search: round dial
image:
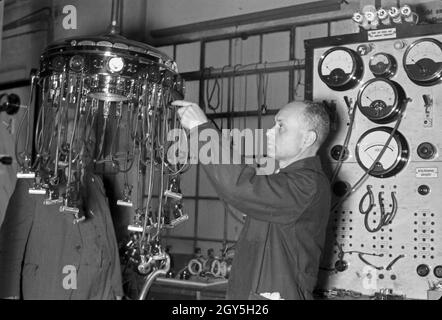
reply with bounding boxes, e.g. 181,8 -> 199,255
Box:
69,55 -> 85,72
51,56 -> 65,72
403,38 -> 442,86
318,47 -> 364,91
369,53 -> 397,78
357,79 -> 405,124
356,127 -> 409,178
107,57 -> 125,73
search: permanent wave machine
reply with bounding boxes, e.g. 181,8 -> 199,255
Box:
14,0 -> 188,299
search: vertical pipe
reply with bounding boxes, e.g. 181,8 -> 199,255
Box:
194,40 -> 206,250
108,0 -> 122,35
289,26 -> 296,102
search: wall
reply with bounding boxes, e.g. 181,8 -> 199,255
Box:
146,0 -> 317,30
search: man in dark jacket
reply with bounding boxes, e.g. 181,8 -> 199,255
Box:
0,111 -> 123,300
173,100 -> 331,300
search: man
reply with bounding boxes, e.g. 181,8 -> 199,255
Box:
0,110 -> 123,300
173,100 -> 331,300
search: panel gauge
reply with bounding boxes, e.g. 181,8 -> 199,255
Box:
318,47 -> 364,91
357,78 -> 406,124
369,53 -> 397,78
403,38 -> 442,86
356,127 -> 409,178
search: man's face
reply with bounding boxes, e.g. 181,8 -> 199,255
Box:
266,103 -> 309,161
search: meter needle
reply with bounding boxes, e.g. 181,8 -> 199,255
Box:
410,58 -> 425,71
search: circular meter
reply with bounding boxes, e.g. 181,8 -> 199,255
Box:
357,78 -> 406,124
403,38 -> 442,86
356,127 -> 409,178
369,53 -> 397,78
318,47 -> 364,91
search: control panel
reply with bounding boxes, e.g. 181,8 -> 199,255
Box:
305,23 -> 442,299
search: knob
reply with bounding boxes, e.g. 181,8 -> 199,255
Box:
0,93 -> 21,115
417,142 -> 436,160
416,264 -> 430,277
418,185 -> 430,196
394,40 -> 406,50
0,156 -> 13,165
332,181 -> 350,198
335,259 -> 348,272
434,265 -> 442,278
331,145 -> 349,161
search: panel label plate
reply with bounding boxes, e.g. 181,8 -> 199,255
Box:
367,28 -> 397,41
416,167 -> 438,178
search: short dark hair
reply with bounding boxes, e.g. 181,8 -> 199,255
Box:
301,100 -> 330,147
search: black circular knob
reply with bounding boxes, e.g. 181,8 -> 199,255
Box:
417,142 -> 436,160
331,145 -> 349,161
434,265 -> 442,278
0,93 -> 21,115
0,156 -> 13,165
418,185 -> 430,196
335,259 -> 348,272
51,56 -> 65,71
332,181 -> 350,198
416,264 -> 430,277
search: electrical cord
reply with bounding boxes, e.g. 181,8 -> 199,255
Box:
331,98 -> 409,211
360,188 -> 398,233
205,67 -> 221,112
359,185 -> 374,214
15,70 -> 37,169
331,96 -> 357,184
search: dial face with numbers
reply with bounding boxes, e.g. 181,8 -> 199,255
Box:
318,47 -> 364,91
356,127 -> 409,178
357,78 -> 405,124
403,38 -> 442,86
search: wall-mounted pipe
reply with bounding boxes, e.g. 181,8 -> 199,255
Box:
107,0 -> 122,35
2,7 -> 52,31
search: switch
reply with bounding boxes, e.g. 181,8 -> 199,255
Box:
416,264 -> 430,277
417,142 -> 436,160
331,145 -> 349,161
332,181 -> 350,198
418,185 -> 430,196
433,265 -> 442,278
335,259 -> 348,272
394,40 -> 406,50
0,93 -> 21,116
0,156 -> 13,165
422,95 -> 433,128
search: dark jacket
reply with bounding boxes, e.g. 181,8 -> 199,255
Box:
192,123 -> 331,300
0,172 -> 123,299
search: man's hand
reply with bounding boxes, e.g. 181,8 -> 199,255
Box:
172,100 -> 208,130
